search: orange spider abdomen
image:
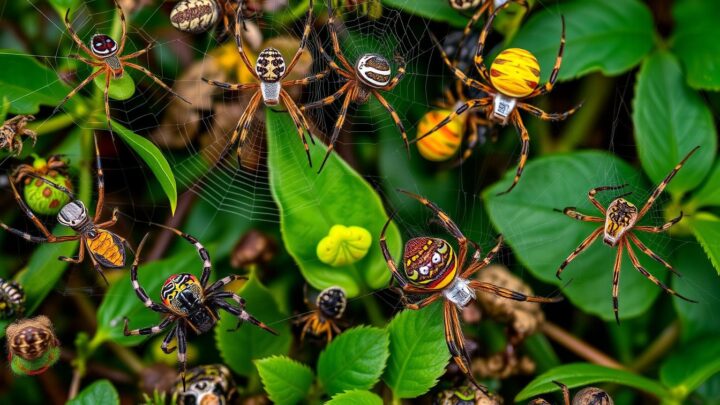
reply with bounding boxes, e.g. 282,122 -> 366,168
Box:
87,230 -> 125,268
403,237 -> 458,290
490,48 -> 540,98
416,109 -> 464,161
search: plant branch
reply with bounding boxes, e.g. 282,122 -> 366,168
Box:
541,321 -> 625,369
630,320 -> 679,373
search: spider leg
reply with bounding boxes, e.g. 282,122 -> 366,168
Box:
123,62 -> 191,104
556,227 -> 603,279
404,293 -> 442,310
2,180 -> 70,242
444,301 -> 487,393
59,241 -> 85,263
53,69 -> 106,115
327,0 -> 356,72
212,295 -> 278,335
234,3 -> 259,80
638,146 -> 700,219
300,81 -> 352,111
130,234 -> 171,313
469,280 -> 562,303
380,210 -> 408,287
201,78 -> 259,91
68,54 -> 103,66
525,16 -> 566,98
495,110 -> 530,195
299,315 -> 314,342
635,212 -> 684,233
95,208 -> 120,229
285,94 -> 317,145
233,92 -> 263,166
452,115 -> 482,167
313,38 -> 353,79
176,322 -> 188,391
475,1 -> 513,82
111,0 -> 128,54
378,55 -> 406,92
206,274 -> 247,294
625,239 -> 696,303
280,90 -> 313,167
160,325 -> 178,354
123,315 -> 174,336
283,0 -> 314,76
452,0 -> 492,67
87,248 -> 111,285
104,70 -> 112,132
517,102 -> 582,122
282,69 -> 331,87
63,8 -> 95,57
462,234 -> 503,278
428,33 -> 493,93
317,85 -> 357,173
611,241 -> 624,324
90,134 -> 106,221
586,184 -> 629,214
150,223 -> 213,287
371,89 -> 409,155
628,233 -> 681,276
413,98 -> 492,144
119,43 -> 154,61
556,207 -> 603,222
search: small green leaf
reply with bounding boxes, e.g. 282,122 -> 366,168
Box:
509,0 -> 654,81
515,363 -> 671,402
672,243 -> 720,341
689,160 -> 720,209
256,356 -> 314,405
632,51 -> 717,195
687,213 -> 720,274
216,275 -> 291,377
67,380 -> 119,405
484,152 -> 665,321
671,0 -> 720,91
93,68 -> 135,101
380,0 -> 469,28
382,302 -> 449,398
326,390 -> 383,405
110,121 -> 177,214
660,338 -> 720,396
266,110 -> 400,297
317,326 -> 390,396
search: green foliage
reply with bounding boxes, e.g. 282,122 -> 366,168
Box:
687,214 -> 720,275
326,390 -> 383,404
256,356 -> 314,405
317,326 -> 390,395
689,161 -> 720,209
266,110 -> 401,297
660,338 -> 720,396
380,0 -> 467,28
672,244 -> 720,341
671,0 -> 720,91
93,69 -> 136,101
382,302 -> 449,398
67,380 -> 119,405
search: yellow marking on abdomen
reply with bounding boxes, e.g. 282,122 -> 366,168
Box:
417,109 -> 464,161
490,48 -> 540,98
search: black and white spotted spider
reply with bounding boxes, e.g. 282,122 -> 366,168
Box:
123,224 -> 276,387
55,0 -> 190,130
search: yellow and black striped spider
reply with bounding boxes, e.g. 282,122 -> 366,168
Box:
123,225 -> 276,388
556,147 -> 700,323
54,0 -> 190,130
300,0 -> 408,172
416,2 -> 581,194
0,135 -> 131,285
379,190 -> 560,391
203,0 -> 327,167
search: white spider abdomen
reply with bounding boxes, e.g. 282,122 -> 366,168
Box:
356,54 -> 391,88
491,93 -> 517,125
443,277 -> 475,308
260,82 -> 281,106
256,48 -> 286,83
170,0 -> 219,34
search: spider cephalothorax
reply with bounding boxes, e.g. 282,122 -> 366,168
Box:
603,199 -> 638,246
297,285 -> 347,343
403,237 -> 457,289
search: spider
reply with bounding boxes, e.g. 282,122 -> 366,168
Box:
55,0 -> 190,131
12,155 -> 69,186
170,0 -> 262,38
123,224 -> 277,388
530,381 -> 612,405
0,135 -> 131,285
0,115 -> 37,156
203,0 -> 327,167
300,0 -> 408,172
415,2 -> 581,194
296,285 -> 347,343
379,190 -> 561,391
556,147 -> 699,323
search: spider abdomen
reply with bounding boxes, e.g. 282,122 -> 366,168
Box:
170,0 -> 220,34
86,230 -> 126,268
448,0 -> 483,11
490,48 -> 540,98
90,34 -> 119,58
356,54 -> 391,88
603,198 -> 638,246
256,48 -> 286,83
403,237 -> 458,289
0,279 -> 25,319
317,286 -> 347,319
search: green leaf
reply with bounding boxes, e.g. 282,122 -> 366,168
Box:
97,249 -> 199,345
326,390 -> 383,405
317,326 -> 390,396
266,110 -> 400,297
660,338 -> 720,396
256,356 -> 314,405
672,242 -> 720,341
48,0 -> 80,14
67,380 -> 119,405
689,160 -> 720,209
515,363 -> 671,402
509,0 -> 654,82
687,213 -> 720,274
484,152 -> 666,321
110,121 -> 177,214
632,51 -> 717,195
216,275 -> 291,377
380,0 -> 469,28
0,50 -> 82,114
93,68 -> 136,101
382,302 -> 449,398
671,0 -> 720,91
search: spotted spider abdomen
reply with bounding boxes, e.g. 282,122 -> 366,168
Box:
6,316 -> 59,361
317,286 -> 347,319
90,34 -> 119,58
356,54 -> 391,88
448,0 -> 483,11
170,0 -> 220,34
256,48 -> 286,83
490,48 -> 540,98
403,237 -> 457,289
0,279 -> 25,320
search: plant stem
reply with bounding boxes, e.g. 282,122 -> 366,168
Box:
391,394 -> 402,405
108,342 -> 145,375
27,113 -> 76,136
541,321 -> 625,369
555,73 -> 614,153
362,293 -> 386,327
630,320 -> 679,373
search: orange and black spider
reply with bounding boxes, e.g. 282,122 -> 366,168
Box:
530,381 -> 613,405
379,190 -> 561,391
203,0 -> 327,167
296,285 -> 347,343
415,2 -> 581,194
0,135 -> 131,284
556,147 -> 700,323
300,0 -> 408,172
54,0 -> 190,131
123,225 -> 276,388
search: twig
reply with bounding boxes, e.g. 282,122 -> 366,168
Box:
541,321 -> 625,369
630,320 -> 679,373
108,342 -> 145,375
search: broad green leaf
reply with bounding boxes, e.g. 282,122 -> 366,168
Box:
67,380 -> 119,405
48,0 -> 80,14
97,249 -> 198,345
515,363 -> 671,401
632,51 -> 717,195
110,121 -> 177,214
687,213 -> 720,274
380,0 -> 470,28
266,110 -> 400,297
93,68 -> 136,101
661,338 -> 720,396
317,326 -> 390,396
326,390 -> 383,405
382,302 -> 449,398
256,356 -> 314,405
484,152 -> 666,321
216,275 -> 291,377
689,160 -> 720,210
671,0 -> 720,91
672,243 -> 720,341
509,0 -> 654,82
0,50 -> 82,114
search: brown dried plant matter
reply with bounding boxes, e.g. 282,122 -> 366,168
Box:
0,115 -> 37,156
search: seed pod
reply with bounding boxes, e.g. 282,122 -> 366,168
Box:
0,278 -> 25,319
170,0 -> 220,34
23,172 -> 73,215
572,387 -> 613,405
6,315 -> 61,375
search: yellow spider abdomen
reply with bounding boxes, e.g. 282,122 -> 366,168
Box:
416,109 -> 464,162
87,230 -> 124,267
490,48 -> 540,98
